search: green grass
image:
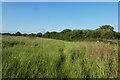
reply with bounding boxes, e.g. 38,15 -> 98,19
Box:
2,36 -> 118,78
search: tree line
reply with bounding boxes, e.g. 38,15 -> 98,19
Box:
2,25 -> 120,41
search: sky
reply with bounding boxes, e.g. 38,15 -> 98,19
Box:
1,0 -> 120,2
0,2 -> 2,33
2,2 -> 118,33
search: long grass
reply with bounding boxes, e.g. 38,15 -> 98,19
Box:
0,35 -> 2,79
2,36 -> 118,78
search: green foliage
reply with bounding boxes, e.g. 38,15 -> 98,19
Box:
42,32 -> 50,38
117,32 -> 120,39
90,30 -> 101,38
36,32 -> 42,37
71,30 -> 84,40
2,25 -> 119,41
41,25 -> 118,41
22,33 -> 28,36
15,32 -> 21,36
2,36 -> 118,78
61,29 -> 72,33
101,31 -> 116,39
96,25 -> 114,31
28,33 -> 36,36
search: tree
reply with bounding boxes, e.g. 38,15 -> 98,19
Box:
101,31 -> 115,39
2,33 -> 11,35
91,30 -> 101,38
60,29 -> 72,40
28,33 -> 36,36
70,30 -> 83,40
117,32 -> 120,39
36,32 -> 42,37
22,33 -> 28,36
42,32 -> 50,38
61,29 -> 72,33
15,32 -> 21,36
96,25 -> 114,31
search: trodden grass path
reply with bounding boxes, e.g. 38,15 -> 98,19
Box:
2,36 -> 118,78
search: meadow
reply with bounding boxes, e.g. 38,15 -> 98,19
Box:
2,36 -> 118,78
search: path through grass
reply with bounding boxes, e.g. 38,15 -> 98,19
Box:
2,36 -> 118,78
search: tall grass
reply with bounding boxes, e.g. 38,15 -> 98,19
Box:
0,35 -> 2,79
2,36 -> 118,78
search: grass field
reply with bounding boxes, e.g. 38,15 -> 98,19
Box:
2,36 -> 118,78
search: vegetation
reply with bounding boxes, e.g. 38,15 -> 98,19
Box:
2,25 -> 119,78
2,36 -> 118,78
2,25 -> 120,41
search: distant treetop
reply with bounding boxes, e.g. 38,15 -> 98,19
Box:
96,25 -> 114,31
